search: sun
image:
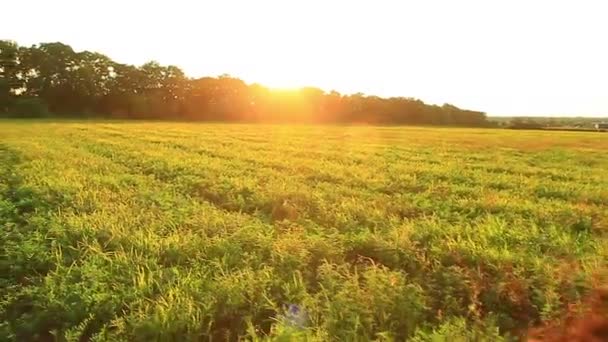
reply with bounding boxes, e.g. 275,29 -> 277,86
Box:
256,75 -> 308,91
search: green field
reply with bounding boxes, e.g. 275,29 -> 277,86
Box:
1,121 -> 607,341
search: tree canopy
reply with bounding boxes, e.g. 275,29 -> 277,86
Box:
1,40 -> 489,126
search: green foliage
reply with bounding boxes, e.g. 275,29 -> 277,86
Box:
1,122 -> 607,341
5,97 -> 50,118
411,317 -> 507,342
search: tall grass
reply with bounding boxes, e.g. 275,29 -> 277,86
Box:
1,121 -> 607,341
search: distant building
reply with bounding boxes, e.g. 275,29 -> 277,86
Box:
594,123 -> 608,130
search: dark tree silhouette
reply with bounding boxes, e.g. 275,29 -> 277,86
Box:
0,40 -> 489,126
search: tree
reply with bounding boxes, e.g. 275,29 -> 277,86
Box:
0,40 -> 20,112
1,39 -> 490,126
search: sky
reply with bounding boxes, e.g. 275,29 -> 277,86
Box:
2,0 -> 608,116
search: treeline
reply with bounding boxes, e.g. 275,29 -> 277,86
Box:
491,116 -> 607,129
1,40 -> 489,125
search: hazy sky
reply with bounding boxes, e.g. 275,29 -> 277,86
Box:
3,0 -> 607,116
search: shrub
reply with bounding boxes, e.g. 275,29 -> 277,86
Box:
8,97 -> 51,118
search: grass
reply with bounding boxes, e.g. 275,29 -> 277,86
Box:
1,121 -> 607,341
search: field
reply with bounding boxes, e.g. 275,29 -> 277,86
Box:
1,121 -> 607,341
